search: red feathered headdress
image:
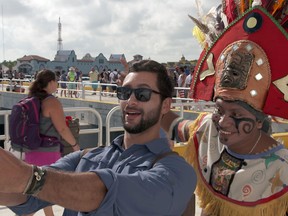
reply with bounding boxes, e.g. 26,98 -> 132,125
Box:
189,1 -> 288,119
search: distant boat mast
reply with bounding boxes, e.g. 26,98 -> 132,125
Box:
57,17 -> 63,51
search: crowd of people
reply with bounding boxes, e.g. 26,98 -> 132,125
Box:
1,64 -> 195,100
0,69 -> 27,80
58,66 -> 126,98
0,66 -> 126,98
165,65 -> 195,111
167,65 -> 194,99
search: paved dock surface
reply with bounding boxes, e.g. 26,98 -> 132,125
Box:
0,204 -> 201,215
0,205 -> 64,215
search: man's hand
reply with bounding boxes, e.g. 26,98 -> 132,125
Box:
0,148 -> 31,194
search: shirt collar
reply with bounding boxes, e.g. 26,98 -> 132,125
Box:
111,134 -> 171,154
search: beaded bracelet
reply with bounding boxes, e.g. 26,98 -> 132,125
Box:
23,165 -> 47,196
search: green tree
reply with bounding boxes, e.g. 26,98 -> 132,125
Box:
1,60 -> 17,70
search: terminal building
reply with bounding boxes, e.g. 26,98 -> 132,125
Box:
16,51 -> 133,76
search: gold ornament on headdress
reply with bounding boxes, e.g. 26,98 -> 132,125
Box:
215,40 -> 270,111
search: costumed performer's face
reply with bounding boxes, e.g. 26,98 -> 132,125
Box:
212,98 -> 262,153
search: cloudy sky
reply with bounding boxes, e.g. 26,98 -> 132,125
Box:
0,0 -> 215,63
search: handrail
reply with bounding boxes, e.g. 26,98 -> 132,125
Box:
105,106 -> 123,145
0,103 -> 205,151
0,78 -> 197,103
63,107 -> 103,145
0,78 -> 119,101
0,107 -> 103,150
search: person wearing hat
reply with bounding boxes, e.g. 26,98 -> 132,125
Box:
162,1 -> 288,215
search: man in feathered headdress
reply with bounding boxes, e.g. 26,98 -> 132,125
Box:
162,1 -> 288,215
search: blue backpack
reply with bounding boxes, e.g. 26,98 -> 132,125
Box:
9,96 -> 61,152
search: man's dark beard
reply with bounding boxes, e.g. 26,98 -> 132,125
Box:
122,108 -> 161,134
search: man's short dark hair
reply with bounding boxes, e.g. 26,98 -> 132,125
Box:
129,60 -> 173,100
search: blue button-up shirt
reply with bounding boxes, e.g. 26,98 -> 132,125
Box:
10,135 -> 196,216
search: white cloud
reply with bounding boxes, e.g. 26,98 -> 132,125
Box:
0,0 -> 216,63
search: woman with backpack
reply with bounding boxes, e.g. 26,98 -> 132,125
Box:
25,69 -> 80,216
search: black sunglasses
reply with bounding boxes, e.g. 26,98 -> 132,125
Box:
116,86 -> 161,102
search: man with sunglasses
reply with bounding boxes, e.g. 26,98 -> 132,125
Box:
0,60 -> 196,216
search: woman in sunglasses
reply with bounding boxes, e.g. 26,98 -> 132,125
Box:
162,4 -> 288,216
0,60 -> 196,216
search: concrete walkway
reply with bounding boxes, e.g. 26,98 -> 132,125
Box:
0,205 -> 64,215
0,204 -> 201,215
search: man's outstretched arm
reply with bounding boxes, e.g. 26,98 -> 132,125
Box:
161,110 -> 193,142
37,169 -> 107,212
0,148 -> 107,212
